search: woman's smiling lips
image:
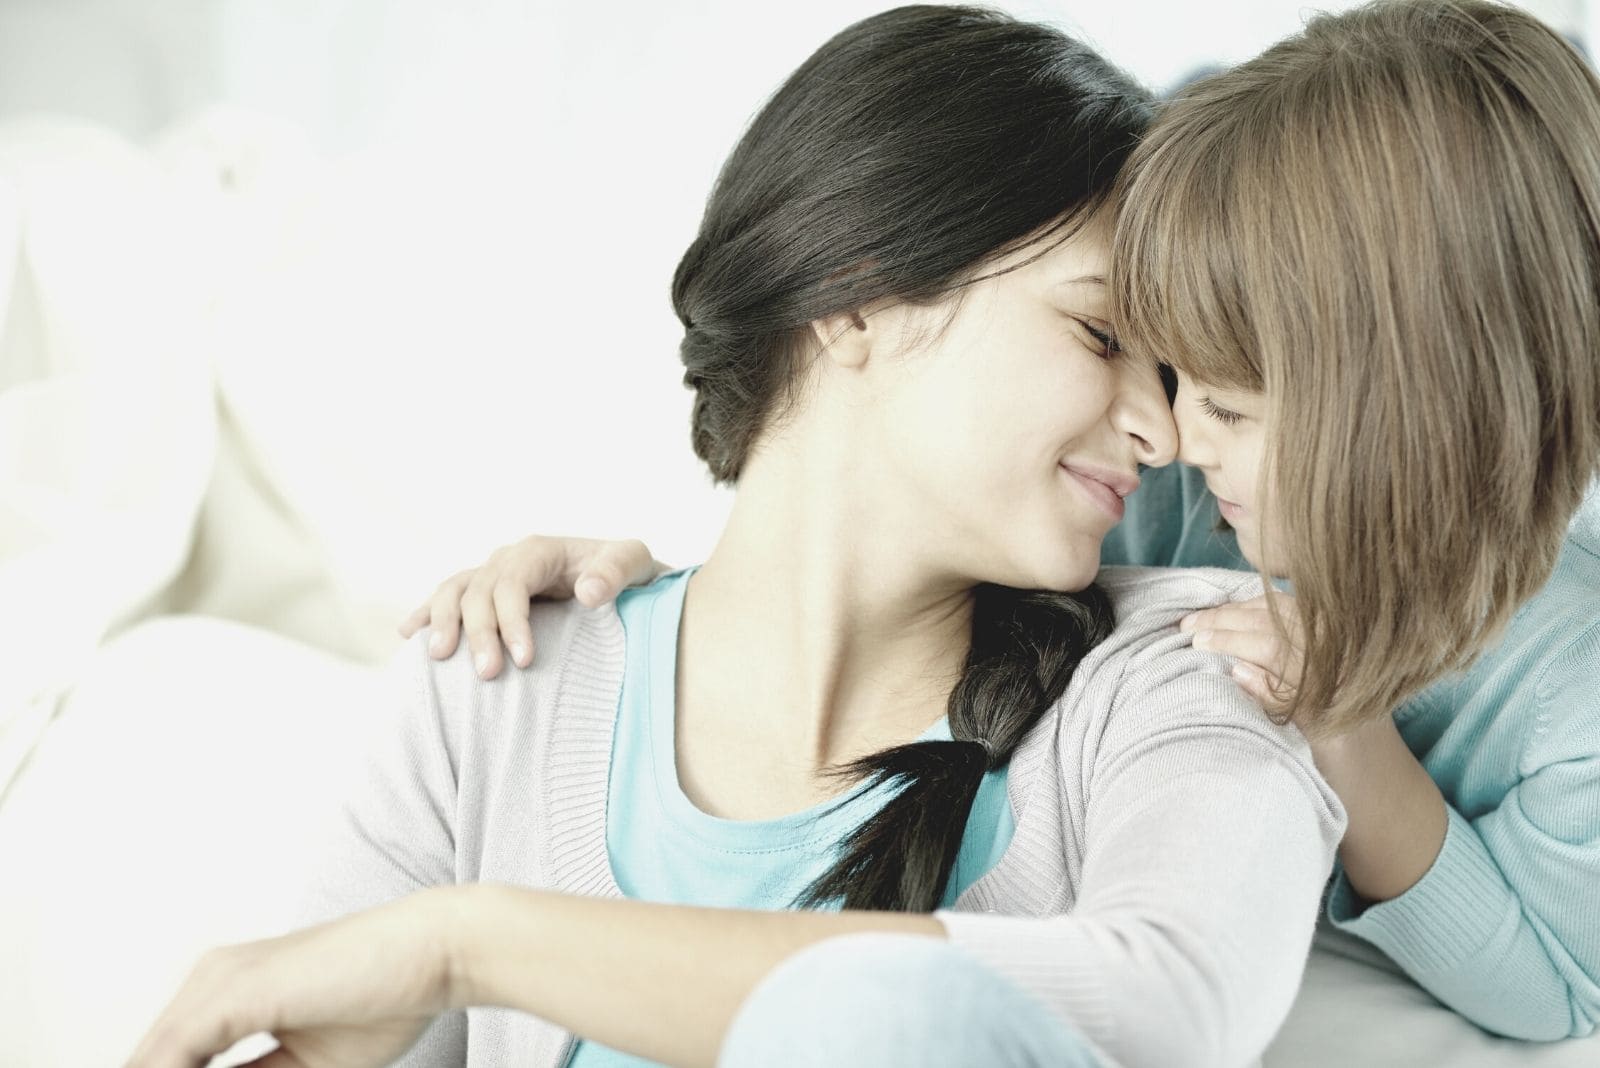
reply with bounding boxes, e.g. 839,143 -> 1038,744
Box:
1062,462 -> 1140,522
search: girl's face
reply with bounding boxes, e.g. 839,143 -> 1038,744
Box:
1170,368 -> 1273,571
863,219 -> 1179,593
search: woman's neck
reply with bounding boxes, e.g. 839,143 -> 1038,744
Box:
679,438 -> 974,807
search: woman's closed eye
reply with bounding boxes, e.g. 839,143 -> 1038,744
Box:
1070,317 -> 1122,359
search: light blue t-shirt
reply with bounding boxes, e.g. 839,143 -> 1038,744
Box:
570,569 -> 1015,1068
1103,460 -> 1600,1040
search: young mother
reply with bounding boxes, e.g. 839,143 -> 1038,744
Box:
129,7 -> 1341,1068
420,0 -> 1600,1046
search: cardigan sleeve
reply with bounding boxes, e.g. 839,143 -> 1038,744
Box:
1327,621 -> 1600,1040
937,649 -> 1344,1068
295,631 -> 468,1065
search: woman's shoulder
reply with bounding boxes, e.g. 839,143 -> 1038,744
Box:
1094,564 -> 1264,626
1051,567 -> 1320,774
400,599 -> 626,741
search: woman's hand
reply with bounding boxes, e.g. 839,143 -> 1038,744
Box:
125,889 -> 463,1068
398,536 -> 664,679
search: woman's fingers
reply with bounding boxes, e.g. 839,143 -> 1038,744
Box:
127,897 -> 450,1068
126,948 -> 250,1068
572,539 -> 660,607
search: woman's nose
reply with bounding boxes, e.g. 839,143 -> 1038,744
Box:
1116,358 -> 1179,468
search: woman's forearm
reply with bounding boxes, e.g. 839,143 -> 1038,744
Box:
446,885 -> 943,1068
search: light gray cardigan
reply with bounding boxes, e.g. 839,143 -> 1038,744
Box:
300,566 -> 1345,1068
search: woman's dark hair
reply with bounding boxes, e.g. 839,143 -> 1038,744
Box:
673,5 -> 1148,911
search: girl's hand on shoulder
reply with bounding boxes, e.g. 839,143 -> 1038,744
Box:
124,889 -> 463,1068
1179,593 -> 1306,724
397,536 -> 664,679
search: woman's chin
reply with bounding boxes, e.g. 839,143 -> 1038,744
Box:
1020,553 -> 1101,594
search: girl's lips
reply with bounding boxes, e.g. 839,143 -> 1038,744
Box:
1063,465 -> 1127,521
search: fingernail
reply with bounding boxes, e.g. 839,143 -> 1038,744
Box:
474,652 -> 490,677
1178,614 -> 1197,632
510,643 -> 529,666
575,577 -> 606,604
1192,629 -> 1213,649
1232,662 -> 1257,683
429,633 -> 445,656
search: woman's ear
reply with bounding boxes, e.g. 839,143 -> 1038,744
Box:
809,309 -> 872,369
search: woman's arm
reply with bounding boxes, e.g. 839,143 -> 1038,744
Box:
453,890 -> 939,1067
939,651 -> 1346,1068
127,886 -> 939,1068
130,643 -> 1343,1068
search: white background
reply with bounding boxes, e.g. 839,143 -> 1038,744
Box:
0,0 -> 1586,599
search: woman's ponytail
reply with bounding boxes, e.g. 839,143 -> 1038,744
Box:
798,583 -> 1115,912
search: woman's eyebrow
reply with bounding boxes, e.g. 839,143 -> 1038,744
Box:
1058,275 -> 1106,287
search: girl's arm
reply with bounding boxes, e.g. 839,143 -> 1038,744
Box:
399,465 -> 1250,682
1320,636 -> 1600,1041
1187,601 -> 1600,1040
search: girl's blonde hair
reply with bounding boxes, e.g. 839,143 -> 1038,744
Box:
1113,0 -> 1600,732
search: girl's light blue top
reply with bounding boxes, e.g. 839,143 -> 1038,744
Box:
1102,461 -> 1600,1041
571,569 -> 1014,1068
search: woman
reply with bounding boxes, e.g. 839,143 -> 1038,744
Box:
128,7 -> 1341,1068
430,0 -> 1600,1045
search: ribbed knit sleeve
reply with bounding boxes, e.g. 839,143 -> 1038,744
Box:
1327,621 -> 1600,1041
938,634 -> 1345,1068
296,631 -> 469,1065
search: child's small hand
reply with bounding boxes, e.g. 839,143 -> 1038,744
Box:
397,536 -> 664,679
1182,593 -> 1448,903
1179,593 -> 1306,722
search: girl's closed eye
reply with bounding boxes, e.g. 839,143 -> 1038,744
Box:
1200,395 -> 1244,425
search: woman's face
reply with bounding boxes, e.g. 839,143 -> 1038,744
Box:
1170,368 -> 1273,571
864,218 -> 1179,593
